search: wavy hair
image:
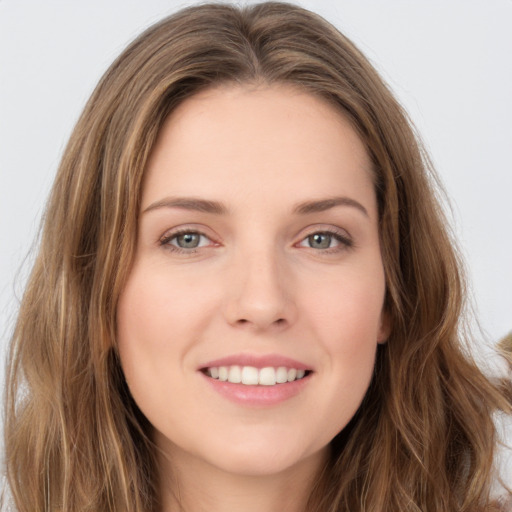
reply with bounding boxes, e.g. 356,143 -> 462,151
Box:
4,2 -> 510,511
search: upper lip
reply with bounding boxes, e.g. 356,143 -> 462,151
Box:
199,353 -> 311,371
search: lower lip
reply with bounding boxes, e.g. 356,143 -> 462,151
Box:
200,372 -> 311,407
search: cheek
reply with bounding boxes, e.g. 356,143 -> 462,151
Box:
305,266 -> 386,348
116,267 -> 188,389
116,263 -> 226,405
117,276 -> 173,361
116,267 -> 211,429
117,265 -> 217,348
299,265 -> 385,422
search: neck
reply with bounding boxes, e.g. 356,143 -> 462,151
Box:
157,444 -> 328,512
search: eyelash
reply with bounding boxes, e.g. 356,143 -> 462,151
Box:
159,227 -> 353,254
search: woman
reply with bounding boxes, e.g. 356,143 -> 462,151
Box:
4,2 -> 510,511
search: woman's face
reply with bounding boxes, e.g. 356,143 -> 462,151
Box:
117,84 -> 389,478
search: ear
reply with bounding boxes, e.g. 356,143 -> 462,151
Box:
377,312 -> 391,344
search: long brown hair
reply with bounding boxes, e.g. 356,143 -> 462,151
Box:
4,2 -> 510,511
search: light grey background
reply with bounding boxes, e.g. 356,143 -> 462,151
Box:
1,0 -> 511,466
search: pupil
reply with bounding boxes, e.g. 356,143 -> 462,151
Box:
310,233 -> 331,249
177,233 -> 199,248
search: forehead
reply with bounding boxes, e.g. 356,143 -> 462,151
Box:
142,83 -> 376,218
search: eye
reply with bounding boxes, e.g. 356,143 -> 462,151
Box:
297,230 -> 353,251
160,230 -> 213,252
173,232 -> 205,249
305,233 -> 334,249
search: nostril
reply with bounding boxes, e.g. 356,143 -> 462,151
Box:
234,317 -> 286,328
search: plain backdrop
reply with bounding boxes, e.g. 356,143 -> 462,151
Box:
1,0 -> 511,462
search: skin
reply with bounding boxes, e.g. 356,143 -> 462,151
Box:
117,84 -> 390,512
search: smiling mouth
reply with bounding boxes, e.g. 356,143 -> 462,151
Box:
202,365 -> 311,386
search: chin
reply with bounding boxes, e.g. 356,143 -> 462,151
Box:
197,435 -> 328,478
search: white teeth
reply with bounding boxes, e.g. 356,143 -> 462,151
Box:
241,366 -> 259,385
276,366 -> 288,384
205,365 -> 309,386
218,366 -> 228,381
287,368 -> 297,382
259,367 -> 276,386
228,366 -> 242,383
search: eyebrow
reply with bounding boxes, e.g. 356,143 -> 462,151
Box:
142,195 -> 368,217
143,197 -> 229,215
293,197 -> 369,217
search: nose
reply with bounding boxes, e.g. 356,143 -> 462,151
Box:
223,247 -> 297,332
